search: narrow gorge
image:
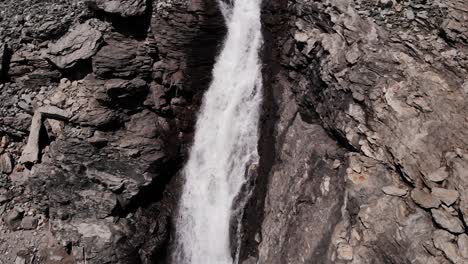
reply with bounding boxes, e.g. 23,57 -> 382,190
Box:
0,0 -> 467,264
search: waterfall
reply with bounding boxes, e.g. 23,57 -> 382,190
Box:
172,0 -> 263,263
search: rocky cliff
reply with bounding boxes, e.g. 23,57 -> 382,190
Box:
0,0 -> 467,263
246,0 -> 468,263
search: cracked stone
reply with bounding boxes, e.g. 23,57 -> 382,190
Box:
433,229 -> 466,264
458,234 -> 468,259
425,166 -> 449,182
432,188 -> 459,206
431,208 -> 465,234
46,19 -> 104,69
411,188 -> 441,209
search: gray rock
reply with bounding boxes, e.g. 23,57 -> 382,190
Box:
405,10 -> 415,20
382,186 -> 408,197
458,234 -> 468,259
0,0 -> 214,263
93,34 -> 152,79
0,0 -> 466,263
20,216 -> 38,230
46,20 -> 104,69
87,0 -> 146,17
4,209 -> 23,230
19,111 -> 42,164
440,3 -> 468,45
425,167 -> 450,183
19,106 -> 70,164
0,152 -> 13,174
432,188 -> 459,206
38,105 -> 71,120
431,208 -> 465,234
256,86 -> 346,264
102,78 -> 148,107
411,189 -> 441,209
433,229 -> 466,264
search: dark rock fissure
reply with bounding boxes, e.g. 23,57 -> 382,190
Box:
85,0 -> 153,40
0,44 -> 12,82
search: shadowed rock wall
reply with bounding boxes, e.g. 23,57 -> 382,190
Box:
0,0 -> 225,263
240,0 -> 468,263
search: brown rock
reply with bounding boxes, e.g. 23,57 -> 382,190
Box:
382,186 -> 408,197
93,35 -> 152,79
458,234 -> 468,259
425,167 -> 449,183
431,208 -> 465,234
46,19 -> 105,69
19,111 -> 42,164
20,216 -> 38,230
432,229 -> 465,264
411,189 -> 441,209
0,152 -> 13,174
431,188 -> 459,206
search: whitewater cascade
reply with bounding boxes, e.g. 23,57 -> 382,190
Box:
172,0 -> 263,263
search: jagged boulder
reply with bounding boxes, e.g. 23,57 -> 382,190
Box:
86,0 -> 146,17
96,78 -> 149,108
93,34 -> 152,79
433,230 -> 467,264
0,153 -> 13,174
45,19 -> 106,69
431,208 -> 465,234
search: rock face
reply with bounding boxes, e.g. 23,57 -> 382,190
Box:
93,33 -> 153,79
0,0 -> 467,264
238,0 -> 468,263
0,0 -> 225,263
46,19 -> 106,69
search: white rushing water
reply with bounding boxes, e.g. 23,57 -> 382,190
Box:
172,0 -> 263,263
